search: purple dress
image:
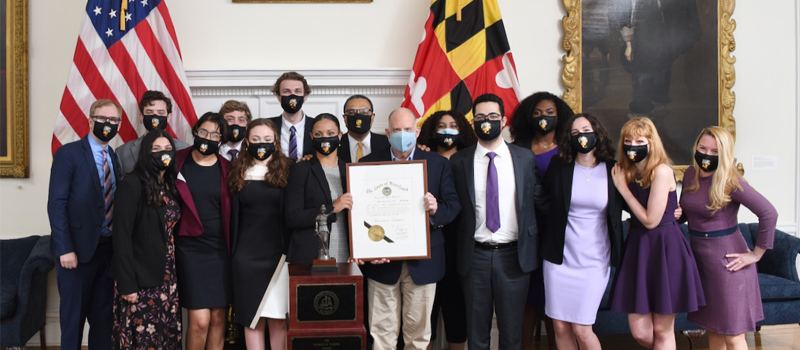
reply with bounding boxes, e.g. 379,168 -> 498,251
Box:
680,166 -> 777,334
609,184 -> 705,314
544,162 -> 610,325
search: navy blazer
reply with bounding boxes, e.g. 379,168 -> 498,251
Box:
269,115 -> 315,159
48,136 -> 121,263
450,143 -> 549,276
338,132 -> 391,164
358,149 -> 461,285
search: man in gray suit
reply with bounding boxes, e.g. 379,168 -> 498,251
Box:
450,93 -> 548,350
117,90 -> 190,173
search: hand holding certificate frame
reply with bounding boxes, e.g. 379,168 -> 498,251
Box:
347,160 -> 430,261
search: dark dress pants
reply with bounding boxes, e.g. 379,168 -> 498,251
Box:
462,244 -> 530,350
55,240 -> 114,350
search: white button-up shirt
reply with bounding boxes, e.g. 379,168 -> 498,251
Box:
280,114 -> 306,160
347,132 -> 372,162
473,141 -> 518,243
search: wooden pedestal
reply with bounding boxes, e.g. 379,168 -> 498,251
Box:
288,262 -> 366,349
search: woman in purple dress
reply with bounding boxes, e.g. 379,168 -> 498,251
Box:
609,117 -> 705,350
680,127 -> 777,350
541,113 -> 624,350
509,92 -> 574,348
111,130 -> 182,349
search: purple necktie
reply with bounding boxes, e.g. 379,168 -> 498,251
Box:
289,126 -> 298,160
486,151 -> 500,233
228,149 -> 238,160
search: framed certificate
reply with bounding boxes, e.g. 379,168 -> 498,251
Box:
346,161 -> 430,261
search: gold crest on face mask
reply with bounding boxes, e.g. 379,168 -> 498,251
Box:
701,159 -> 711,169
161,154 -> 172,167
627,150 -> 637,160
200,143 -> 208,152
355,119 -> 362,128
289,98 -> 298,109
444,138 -> 453,146
321,142 -> 330,153
232,129 -> 239,138
481,122 -> 491,134
151,118 -> 160,128
539,119 -> 548,130
103,125 -> 112,136
257,147 -> 266,158
578,135 -> 588,148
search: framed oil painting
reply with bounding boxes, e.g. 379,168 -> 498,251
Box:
1,0 -> 28,178
561,0 -> 740,180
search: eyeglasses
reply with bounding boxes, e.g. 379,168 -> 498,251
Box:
196,129 -> 222,140
473,113 -> 502,122
344,108 -> 372,116
91,116 -> 122,125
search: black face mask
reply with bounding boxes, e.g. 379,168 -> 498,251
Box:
150,150 -> 175,170
623,144 -> 649,163
227,125 -> 246,143
143,115 -> 168,131
346,114 -> 372,135
247,142 -> 276,161
92,121 -> 118,142
312,136 -> 339,156
193,136 -> 219,157
694,151 -> 719,172
280,94 -> 305,114
473,119 -> 502,141
531,116 -> 557,134
571,132 -> 597,154
435,131 -> 459,150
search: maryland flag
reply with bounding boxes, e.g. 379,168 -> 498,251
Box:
402,0 -> 522,125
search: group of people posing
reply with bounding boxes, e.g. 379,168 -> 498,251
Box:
48,72 -> 777,350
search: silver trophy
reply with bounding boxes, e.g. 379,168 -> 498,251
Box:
315,205 -> 332,261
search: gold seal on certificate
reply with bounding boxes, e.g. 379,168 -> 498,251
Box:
347,161 -> 431,261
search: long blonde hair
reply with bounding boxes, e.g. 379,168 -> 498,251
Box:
617,117 -> 673,189
684,126 -> 744,214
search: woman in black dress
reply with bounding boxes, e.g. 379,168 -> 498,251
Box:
229,119 -> 292,350
174,112 -> 232,350
416,110 -> 477,350
111,130 -> 181,350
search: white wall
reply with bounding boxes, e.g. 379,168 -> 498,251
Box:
1,0 -> 797,346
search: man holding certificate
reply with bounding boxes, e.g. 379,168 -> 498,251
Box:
353,107 -> 460,350
450,93 -> 549,350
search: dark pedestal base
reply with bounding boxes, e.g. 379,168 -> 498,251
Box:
288,327 -> 366,350
312,258 -> 339,272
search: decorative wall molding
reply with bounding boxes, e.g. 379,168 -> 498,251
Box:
186,69 -> 411,89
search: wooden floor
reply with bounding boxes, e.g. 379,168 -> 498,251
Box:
527,325 -> 800,350
38,324 -> 800,349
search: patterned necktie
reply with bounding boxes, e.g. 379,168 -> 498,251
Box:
356,141 -> 364,162
486,152 -> 500,233
228,149 -> 238,160
102,150 -> 114,232
289,126 -> 298,160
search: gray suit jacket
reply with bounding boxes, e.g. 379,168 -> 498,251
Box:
117,135 -> 191,174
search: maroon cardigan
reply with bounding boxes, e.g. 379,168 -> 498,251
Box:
175,148 -> 232,254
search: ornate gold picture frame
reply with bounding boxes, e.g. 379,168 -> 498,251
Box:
1,0 -> 29,178
561,0 -> 738,180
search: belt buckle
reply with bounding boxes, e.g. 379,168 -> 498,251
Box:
486,242 -> 501,250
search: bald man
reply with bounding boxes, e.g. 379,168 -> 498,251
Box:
354,108 -> 460,350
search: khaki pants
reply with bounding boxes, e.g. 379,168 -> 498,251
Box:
367,262 -> 437,350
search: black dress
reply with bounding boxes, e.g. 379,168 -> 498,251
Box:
176,156 -> 232,309
231,180 -> 286,327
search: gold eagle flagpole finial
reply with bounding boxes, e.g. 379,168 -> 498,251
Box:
456,0 -> 463,21
120,0 -> 128,31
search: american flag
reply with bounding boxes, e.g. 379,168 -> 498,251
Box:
52,0 -> 196,154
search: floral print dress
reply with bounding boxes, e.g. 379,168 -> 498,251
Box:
113,191 -> 182,350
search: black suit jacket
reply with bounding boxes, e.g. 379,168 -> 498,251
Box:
284,157 -> 348,264
48,136 -> 121,262
110,174 -> 174,294
338,132 -> 391,164
269,115 -> 315,160
358,149 -> 461,285
540,157 -> 625,268
450,143 -> 548,276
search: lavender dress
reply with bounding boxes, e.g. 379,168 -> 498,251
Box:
609,184 -> 705,314
544,163 -> 610,325
680,166 -> 777,334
